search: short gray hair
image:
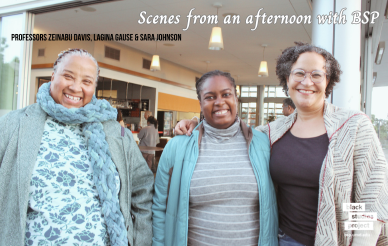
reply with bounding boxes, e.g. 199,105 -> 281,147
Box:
53,48 -> 99,83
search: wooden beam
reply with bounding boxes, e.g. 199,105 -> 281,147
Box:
31,63 -> 53,69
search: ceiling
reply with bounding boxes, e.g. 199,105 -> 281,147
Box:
34,0 -> 313,86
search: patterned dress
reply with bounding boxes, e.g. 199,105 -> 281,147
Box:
24,117 -> 120,246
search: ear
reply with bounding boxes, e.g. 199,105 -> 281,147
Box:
51,72 -> 55,82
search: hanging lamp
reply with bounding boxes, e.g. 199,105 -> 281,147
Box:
258,44 -> 268,77
208,3 -> 224,50
151,41 -> 161,71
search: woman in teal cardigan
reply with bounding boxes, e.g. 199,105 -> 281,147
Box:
152,70 -> 278,246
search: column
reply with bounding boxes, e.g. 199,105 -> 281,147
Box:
312,0 -> 334,52
332,0 -> 361,110
364,37 -> 373,117
311,0 -> 361,110
18,12 -> 35,109
256,85 -> 265,126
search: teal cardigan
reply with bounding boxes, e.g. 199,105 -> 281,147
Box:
152,121 -> 278,246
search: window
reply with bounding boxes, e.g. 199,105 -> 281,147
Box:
263,102 -> 284,122
241,86 -> 257,97
143,58 -> 151,70
241,102 -> 256,127
105,46 -> 120,61
265,85 -> 285,97
38,48 -> 45,57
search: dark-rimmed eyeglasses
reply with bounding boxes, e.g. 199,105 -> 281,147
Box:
290,69 -> 326,84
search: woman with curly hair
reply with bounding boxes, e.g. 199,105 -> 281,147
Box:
175,42 -> 388,246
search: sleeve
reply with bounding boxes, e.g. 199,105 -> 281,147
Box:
126,129 -> 155,246
0,113 -> 11,167
138,128 -> 145,140
352,221 -> 383,246
152,140 -> 176,246
353,115 -> 388,244
254,124 -> 269,134
156,130 -> 160,145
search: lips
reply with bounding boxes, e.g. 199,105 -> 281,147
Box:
64,93 -> 82,101
214,109 -> 229,115
297,89 -> 314,94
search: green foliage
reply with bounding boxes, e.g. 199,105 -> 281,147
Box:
372,114 -> 388,148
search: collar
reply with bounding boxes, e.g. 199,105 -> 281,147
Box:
196,118 -> 253,149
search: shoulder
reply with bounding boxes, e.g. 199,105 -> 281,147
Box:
252,128 -> 269,141
328,106 -> 370,127
164,135 -> 190,150
0,104 -> 44,132
251,128 -> 270,151
102,120 -> 121,134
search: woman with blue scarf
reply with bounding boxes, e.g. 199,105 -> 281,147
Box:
0,49 -> 154,246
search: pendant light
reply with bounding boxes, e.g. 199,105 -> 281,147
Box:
151,41 -> 161,71
258,44 -> 268,77
208,3 -> 224,50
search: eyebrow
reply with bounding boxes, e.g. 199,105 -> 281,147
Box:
62,69 -> 74,74
62,69 -> 94,79
203,88 -> 232,95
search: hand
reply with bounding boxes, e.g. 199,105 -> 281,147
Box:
174,119 -> 198,136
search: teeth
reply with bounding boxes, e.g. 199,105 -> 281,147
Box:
215,110 -> 228,115
65,94 -> 81,101
299,89 -> 313,94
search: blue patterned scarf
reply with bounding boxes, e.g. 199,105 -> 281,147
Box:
37,82 -> 128,246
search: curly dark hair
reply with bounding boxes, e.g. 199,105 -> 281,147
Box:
276,42 -> 342,98
196,70 -> 236,100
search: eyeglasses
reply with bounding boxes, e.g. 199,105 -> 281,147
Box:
290,69 -> 326,84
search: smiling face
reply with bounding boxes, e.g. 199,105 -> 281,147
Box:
50,55 -> 97,109
287,52 -> 328,112
199,75 -> 238,129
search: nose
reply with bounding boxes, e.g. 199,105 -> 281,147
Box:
214,96 -> 225,106
68,80 -> 82,92
300,74 -> 314,86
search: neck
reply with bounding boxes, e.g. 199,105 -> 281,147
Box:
296,102 -> 324,122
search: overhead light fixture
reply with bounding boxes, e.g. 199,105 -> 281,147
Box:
375,41 -> 385,65
208,3 -> 224,50
258,44 -> 268,77
151,41 -> 161,71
